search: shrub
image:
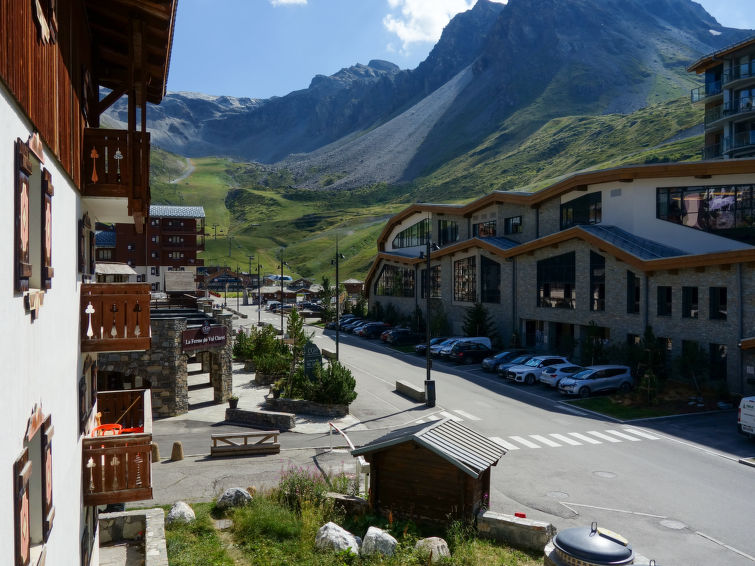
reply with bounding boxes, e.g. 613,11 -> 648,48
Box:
276,466 -> 330,511
310,361 -> 357,405
232,329 -> 254,360
256,352 -> 292,379
232,497 -> 301,541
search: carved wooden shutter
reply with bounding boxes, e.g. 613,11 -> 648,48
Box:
41,416 -> 55,541
41,169 -> 54,289
15,140 -> 32,293
13,448 -> 31,566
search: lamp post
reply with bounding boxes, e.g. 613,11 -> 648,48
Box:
424,238 -> 440,407
257,258 -> 262,326
331,235 -> 345,360
278,249 -> 289,336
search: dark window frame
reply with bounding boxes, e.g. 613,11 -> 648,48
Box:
391,218 -> 430,249
537,252 -> 576,309
682,286 -> 699,319
472,220 -> 497,238
590,251 -> 605,312
560,192 -> 602,230
657,286 -> 672,317
437,219 -> 459,246
709,286 -> 727,320
626,270 -> 640,314
504,216 -> 522,235
453,257 -> 477,302
480,256 -> 501,303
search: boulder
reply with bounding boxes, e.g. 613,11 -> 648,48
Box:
415,537 -> 451,563
166,501 -> 195,525
216,487 -> 252,510
315,522 -> 360,555
361,526 -> 398,557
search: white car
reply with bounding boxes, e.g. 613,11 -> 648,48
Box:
539,363 -> 584,387
430,338 -> 460,357
505,355 -> 570,385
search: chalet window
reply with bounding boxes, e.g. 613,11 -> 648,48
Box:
78,213 -> 93,277
472,220 -> 496,238
150,267 -> 156,276
590,252 -> 605,312
15,140 -> 33,293
98,249 -> 112,260
537,252 -> 575,309
453,257 -> 476,302
374,265 -> 415,297
437,220 -> 458,246
657,286 -> 672,317
561,192 -> 601,230
682,287 -> 699,319
151,251 -> 159,259
151,236 -> 159,243
480,256 -> 500,303
504,216 -> 522,235
420,266 -> 441,299
626,271 -> 640,314
709,287 -> 727,320
392,219 -> 430,249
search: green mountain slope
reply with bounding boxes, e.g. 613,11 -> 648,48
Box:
149,96 -> 704,282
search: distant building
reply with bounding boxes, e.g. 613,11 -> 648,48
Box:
96,204 -> 205,291
688,35 -> 755,159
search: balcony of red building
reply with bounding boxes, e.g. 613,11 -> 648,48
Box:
82,389 -> 152,506
81,283 -> 151,353
82,129 -> 151,229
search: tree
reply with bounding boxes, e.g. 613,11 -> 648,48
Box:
674,341 -> 710,394
429,299 -> 451,337
353,293 -> 368,318
319,275 -> 335,322
462,303 -> 496,339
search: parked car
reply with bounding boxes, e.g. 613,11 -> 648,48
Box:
481,350 -> 530,372
504,355 -> 571,385
496,354 -> 536,378
385,328 -> 419,345
558,365 -> 634,397
358,322 -> 391,338
539,363 -> 585,387
448,342 -> 493,364
738,396 -> 755,439
431,338 -> 461,358
415,337 -> 447,355
348,320 -> 373,334
340,318 -> 364,331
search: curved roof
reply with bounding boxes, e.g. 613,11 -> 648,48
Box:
687,34 -> 755,73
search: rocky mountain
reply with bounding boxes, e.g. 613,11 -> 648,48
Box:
108,0 -> 752,189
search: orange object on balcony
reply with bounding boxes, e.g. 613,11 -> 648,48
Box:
82,128 -> 150,221
92,423 -> 123,437
81,283 -> 151,352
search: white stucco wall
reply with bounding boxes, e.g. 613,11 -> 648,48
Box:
0,82 -> 87,565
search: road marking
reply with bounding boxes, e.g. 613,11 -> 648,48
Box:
587,430 -> 622,443
530,434 -> 562,447
560,404 -> 588,416
622,427 -> 660,440
489,436 -> 519,450
568,432 -> 602,444
509,435 -> 542,448
453,409 -> 481,421
695,531 -> 755,562
427,414 -> 441,421
440,411 -> 462,422
604,429 -> 642,441
562,502 -> 666,519
550,433 -> 582,446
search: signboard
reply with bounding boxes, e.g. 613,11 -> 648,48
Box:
303,341 -> 322,378
182,321 -> 227,351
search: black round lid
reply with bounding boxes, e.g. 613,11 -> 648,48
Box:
554,523 -> 634,564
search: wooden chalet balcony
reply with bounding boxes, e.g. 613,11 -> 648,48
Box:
81,283 -> 151,352
82,128 -> 150,221
83,390 -> 153,506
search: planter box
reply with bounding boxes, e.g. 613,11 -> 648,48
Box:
265,397 -> 348,418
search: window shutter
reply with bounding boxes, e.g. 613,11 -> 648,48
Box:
41,169 -> 54,289
15,140 -> 32,293
14,447 -> 32,566
88,231 -> 96,276
42,416 -> 55,541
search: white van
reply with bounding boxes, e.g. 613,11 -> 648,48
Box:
738,396 -> 755,439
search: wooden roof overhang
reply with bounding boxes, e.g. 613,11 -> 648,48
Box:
739,337 -> 755,351
687,34 -> 755,74
84,0 -> 178,105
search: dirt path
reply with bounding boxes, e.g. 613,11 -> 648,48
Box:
170,157 -> 195,184
213,520 -> 248,565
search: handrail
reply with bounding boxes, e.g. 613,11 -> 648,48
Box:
328,421 -> 370,494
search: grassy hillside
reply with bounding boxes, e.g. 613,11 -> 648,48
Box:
149,96 -> 704,282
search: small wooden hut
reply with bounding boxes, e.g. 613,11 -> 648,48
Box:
352,419 -> 506,523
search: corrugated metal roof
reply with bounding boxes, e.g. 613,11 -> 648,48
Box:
579,225 -> 687,260
95,262 -> 137,275
352,418 -> 506,478
149,204 -> 206,218
478,236 -> 520,251
95,230 -> 117,247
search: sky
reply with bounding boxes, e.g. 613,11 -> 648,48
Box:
167,0 -> 755,100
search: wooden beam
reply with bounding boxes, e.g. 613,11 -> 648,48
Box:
95,87 -> 127,118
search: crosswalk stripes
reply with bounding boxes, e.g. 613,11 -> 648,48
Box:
568,432 -> 602,444
452,409 -> 481,421
548,433 -> 582,446
622,427 -> 660,440
509,435 -> 542,448
490,436 -> 519,450
586,430 -> 623,443
439,411 -> 463,422
530,434 -> 562,447
605,429 -> 642,441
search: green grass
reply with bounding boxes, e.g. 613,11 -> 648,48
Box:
163,503 -> 234,566
566,394 -> 710,420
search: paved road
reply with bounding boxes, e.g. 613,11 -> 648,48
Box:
156,302 -> 755,566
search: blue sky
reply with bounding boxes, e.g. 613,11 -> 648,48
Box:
167,0 -> 755,100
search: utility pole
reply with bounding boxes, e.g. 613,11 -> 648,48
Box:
331,235 -> 345,360
211,223 -> 221,239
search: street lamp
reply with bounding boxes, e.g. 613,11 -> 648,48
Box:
249,253 -> 262,326
278,249 -> 289,336
331,235 -> 346,360
422,238 -> 440,407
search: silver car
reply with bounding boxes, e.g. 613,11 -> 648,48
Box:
558,365 -> 634,397
539,363 -> 584,387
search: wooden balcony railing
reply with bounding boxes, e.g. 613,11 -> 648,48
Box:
82,128 -> 150,220
83,389 -> 152,506
81,283 -> 151,352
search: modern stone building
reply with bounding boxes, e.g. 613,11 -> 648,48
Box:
365,160 -> 755,395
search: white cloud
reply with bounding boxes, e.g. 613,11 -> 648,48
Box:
271,0 -> 306,6
383,0 -> 506,50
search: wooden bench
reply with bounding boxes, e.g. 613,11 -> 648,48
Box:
395,380 -> 426,403
210,430 -> 281,457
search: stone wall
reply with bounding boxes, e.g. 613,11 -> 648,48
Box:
265,397 -> 349,417
476,510 -> 556,553
225,407 -> 296,430
99,508 -> 168,566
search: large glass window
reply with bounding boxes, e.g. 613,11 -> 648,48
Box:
375,265 -> 415,297
682,286 -> 699,319
656,185 -> 755,244
453,257 -> 476,302
561,192 -> 602,230
709,287 -> 727,320
657,286 -> 672,317
480,256 -> 500,304
537,252 -> 575,309
420,265 -> 441,299
437,220 -> 459,246
590,252 -> 605,312
709,343 -> 728,381
392,219 -> 430,249
472,220 -> 496,238
626,270 -> 640,314
504,216 -> 522,235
